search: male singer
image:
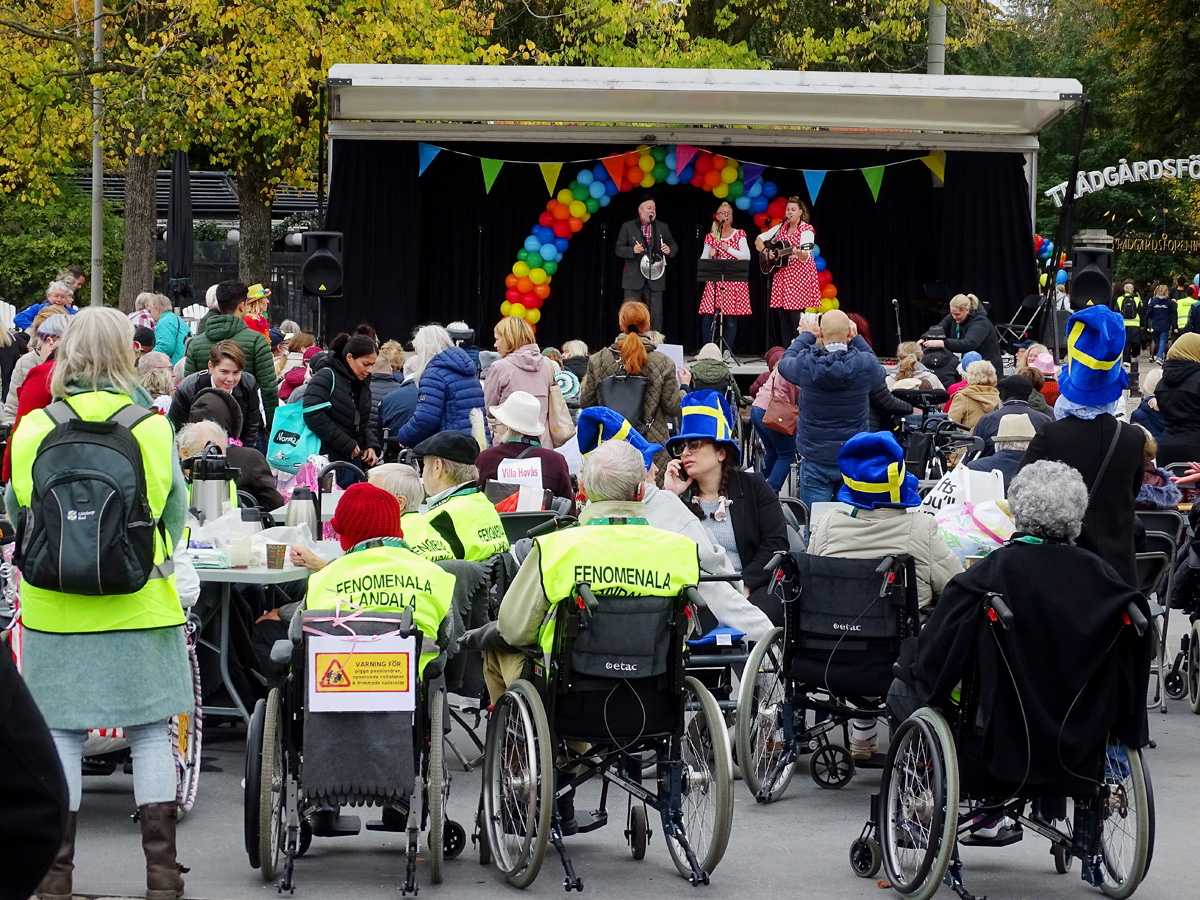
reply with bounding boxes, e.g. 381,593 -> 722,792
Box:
616,194 -> 678,332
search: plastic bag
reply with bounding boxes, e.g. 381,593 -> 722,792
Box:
935,499 -> 1015,564
919,464 -> 1005,514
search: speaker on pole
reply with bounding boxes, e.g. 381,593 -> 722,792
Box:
301,231 -> 343,298
1070,246 -> 1113,310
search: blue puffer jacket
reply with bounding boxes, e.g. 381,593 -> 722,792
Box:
394,346 -> 484,447
777,332 -> 883,465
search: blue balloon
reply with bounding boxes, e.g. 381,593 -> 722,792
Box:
666,174 -> 679,185
578,169 -> 593,186
763,181 -> 778,199
540,243 -> 559,262
814,256 -> 826,272
593,163 -> 608,182
1044,241 -> 1054,257
589,181 -> 606,199
524,235 -> 542,253
748,181 -> 763,198
540,226 -> 556,244
554,236 -> 570,251
605,179 -> 618,196
1056,269 -> 1069,285
811,244 -> 820,257
735,196 -> 752,211
679,165 -> 694,182
665,152 -> 676,170
1194,274 -> 1199,287
752,196 -> 769,214
599,194 -> 611,207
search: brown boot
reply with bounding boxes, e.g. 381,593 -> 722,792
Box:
36,811 -> 77,900
139,802 -> 186,900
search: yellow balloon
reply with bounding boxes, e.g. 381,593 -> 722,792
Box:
527,308 -> 541,325
568,199 -> 586,218
641,173 -> 656,188
544,275 -> 551,284
828,297 -> 840,310
1039,273 -> 1048,287
638,154 -> 655,173
529,267 -> 547,285
500,301 -> 512,316
512,261 -> 530,278
581,211 -> 591,222
510,303 -> 527,319
712,183 -> 729,199
557,189 -> 574,205
721,165 -> 738,184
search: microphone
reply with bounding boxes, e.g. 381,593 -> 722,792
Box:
892,299 -> 899,307
648,212 -> 655,221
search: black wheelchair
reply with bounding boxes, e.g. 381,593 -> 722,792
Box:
891,390 -> 984,481
735,551 -> 919,802
849,593 -> 1154,900
244,608 -> 464,894
478,582 -> 734,890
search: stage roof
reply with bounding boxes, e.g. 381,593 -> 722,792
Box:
327,65 -> 1083,151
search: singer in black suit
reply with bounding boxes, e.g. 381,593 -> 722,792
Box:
615,194 -> 678,333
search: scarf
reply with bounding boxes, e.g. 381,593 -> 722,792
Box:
1166,332 -> 1200,364
1053,394 -> 1119,421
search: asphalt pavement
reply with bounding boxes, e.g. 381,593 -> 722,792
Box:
67,692 -> 1198,900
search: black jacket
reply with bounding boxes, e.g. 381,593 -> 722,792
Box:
615,218 -> 679,291
302,354 -> 379,462
227,445 -> 285,511
936,308 -> 1003,377
1155,358 -> 1200,466
170,370 -> 262,447
680,469 -> 788,592
868,380 -> 915,432
1020,414 -> 1145,586
0,341 -> 22,404
367,372 -> 402,437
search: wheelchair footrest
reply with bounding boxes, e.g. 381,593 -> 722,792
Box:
960,825 -> 1023,847
365,805 -> 408,832
853,753 -> 887,770
575,810 -> 608,834
309,813 -> 362,837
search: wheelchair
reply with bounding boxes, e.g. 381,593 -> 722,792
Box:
1160,524 -> 1200,712
244,607 -> 464,894
849,593 -> 1154,900
478,581 -> 734,890
735,551 -> 919,802
891,390 -> 983,481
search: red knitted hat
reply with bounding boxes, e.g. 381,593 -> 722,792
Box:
330,483 -> 402,551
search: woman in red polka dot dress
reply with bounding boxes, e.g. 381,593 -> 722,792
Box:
755,196 -> 820,342
699,201 -> 752,352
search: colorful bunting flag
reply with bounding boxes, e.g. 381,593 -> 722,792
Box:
674,144 -> 699,176
539,162 -> 563,196
803,170 -> 826,206
417,143 -> 441,176
863,166 -> 885,202
481,158 -> 504,194
601,154 -> 627,187
921,151 -> 946,183
742,162 -> 766,190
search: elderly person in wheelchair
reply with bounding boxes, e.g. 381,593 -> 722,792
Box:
865,460 -> 1154,899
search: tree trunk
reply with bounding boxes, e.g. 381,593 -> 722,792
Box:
237,170 -> 273,287
119,148 -> 157,312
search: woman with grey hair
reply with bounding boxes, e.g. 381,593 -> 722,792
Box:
392,324 -> 485,449
2,311 -> 71,426
947,359 -> 1000,429
1007,460 -> 1088,541
146,292 -> 189,366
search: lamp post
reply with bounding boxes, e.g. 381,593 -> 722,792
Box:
89,0 -> 104,306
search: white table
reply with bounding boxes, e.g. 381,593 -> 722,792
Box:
196,564 -> 312,721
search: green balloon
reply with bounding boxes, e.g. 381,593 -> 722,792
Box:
526,252 -> 544,270
517,248 -> 529,262
543,260 -> 558,275
729,179 -> 744,198
650,145 -> 668,162
572,182 -> 589,201
652,162 -> 669,181
585,196 -> 600,213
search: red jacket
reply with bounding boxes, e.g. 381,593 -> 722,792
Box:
3,359 -> 55,482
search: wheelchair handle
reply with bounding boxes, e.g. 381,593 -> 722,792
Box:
698,574 -> 742,583
527,515 -> 578,538
1125,601 -> 1149,636
575,583 -> 599,615
985,592 -> 1013,629
767,551 -> 790,573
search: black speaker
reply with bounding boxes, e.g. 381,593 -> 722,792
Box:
1070,246 -> 1113,310
301,231 -> 343,298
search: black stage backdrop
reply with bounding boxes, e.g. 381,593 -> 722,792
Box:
325,140 -> 1034,355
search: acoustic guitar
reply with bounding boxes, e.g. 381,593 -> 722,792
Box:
758,231 -> 814,275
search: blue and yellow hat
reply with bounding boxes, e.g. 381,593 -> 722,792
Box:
836,432 -> 921,510
1057,305 -> 1128,406
665,390 -> 741,465
576,407 -> 663,470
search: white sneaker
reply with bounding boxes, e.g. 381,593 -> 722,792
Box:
849,734 -> 877,760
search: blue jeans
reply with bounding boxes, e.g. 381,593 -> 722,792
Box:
750,406 -> 795,492
699,314 -> 737,352
1155,330 -> 1169,359
52,724 -> 176,811
797,458 -> 843,513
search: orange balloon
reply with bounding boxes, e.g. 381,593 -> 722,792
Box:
626,166 -> 644,185
505,273 -> 518,289
516,277 -> 534,294
821,283 -> 838,300
534,283 -> 551,300
568,216 -> 583,233
624,151 -> 640,168
546,199 -> 558,212
710,155 -> 727,171
552,203 -> 571,220
703,169 -> 723,188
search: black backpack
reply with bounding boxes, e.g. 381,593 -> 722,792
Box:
1121,295 -> 1138,320
17,401 -> 162,595
596,350 -> 649,432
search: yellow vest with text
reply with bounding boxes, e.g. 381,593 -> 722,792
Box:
534,523 -> 700,659
13,392 -> 182,634
305,541 -> 455,675
400,512 -> 453,562
1178,296 -> 1197,329
426,487 -> 510,561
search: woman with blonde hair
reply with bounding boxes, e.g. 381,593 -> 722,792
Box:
483,315 -> 557,445
887,341 -> 943,391
581,300 -> 683,477
278,332 -> 315,377
947,359 -> 1001,429
923,291 -> 1004,376
698,201 -> 751,352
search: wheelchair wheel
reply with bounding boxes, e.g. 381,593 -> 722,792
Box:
878,707 -> 958,900
243,698 -> 266,870
666,677 -> 734,880
735,628 -> 795,803
257,688 -> 285,881
1188,621 -> 1200,714
849,836 -> 882,878
810,742 -> 855,789
1163,666 -> 1186,701
1098,744 -> 1150,899
628,804 -> 649,861
173,640 -> 203,819
428,687 -> 447,884
482,679 -> 552,888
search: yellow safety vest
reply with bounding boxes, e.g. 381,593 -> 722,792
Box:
1178,297 -> 1197,329
13,392 -> 182,634
425,485 -> 510,561
399,513 -> 453,562
1117,293 -> 1141,328
305,539 -> 455,675
534,521 -> 700,660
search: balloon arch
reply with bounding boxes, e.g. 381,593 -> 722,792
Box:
501,145 -> 842,329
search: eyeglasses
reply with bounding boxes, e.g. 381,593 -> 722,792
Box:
671,438 -> 710,457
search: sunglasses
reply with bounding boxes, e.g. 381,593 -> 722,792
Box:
671,438 -> 711,457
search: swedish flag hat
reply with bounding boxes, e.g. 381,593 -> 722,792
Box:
836,432 -> 921,510
1057,305 -> 1128,406
665,390 -> 741,464
576,407 -> 663,470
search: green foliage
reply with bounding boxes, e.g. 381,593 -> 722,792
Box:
192,220 -> 224,242
0,180 -> 123,308
272,210 -> 318,244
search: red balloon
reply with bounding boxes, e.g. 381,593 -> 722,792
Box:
505,273 -> 519,289
539,211 -> 554,228
553,220 -> 571,238
690,175 -> 704,188
526,296 -> 542,310
817,270 -> 832,286
694,154 -> 712,174
522,291 -> 537,305
1034,235 -> 1044,251
753,212 -> 768,229
621,179 -> 636,192
505,288 -> 520,303
534,283 -> 550,300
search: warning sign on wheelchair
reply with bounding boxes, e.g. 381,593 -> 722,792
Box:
307,635 -> 416,713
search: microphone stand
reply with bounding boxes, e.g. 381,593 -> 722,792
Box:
892,298 -> 902,347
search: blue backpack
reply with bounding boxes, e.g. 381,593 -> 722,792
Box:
266,373 -> 332,474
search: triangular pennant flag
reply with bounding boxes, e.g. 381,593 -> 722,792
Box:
801,170 -> 825,206
480,158 -> 504,194
674,144 -> 699,176
539,162 -> 563,196
862,166 -> 885,202
742,162 -> 766,190
417,143 -> 441,176
601,154 -> 626,187
921,151 -> 946,183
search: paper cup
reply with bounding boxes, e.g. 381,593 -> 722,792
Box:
266,542 -> 287,570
